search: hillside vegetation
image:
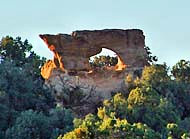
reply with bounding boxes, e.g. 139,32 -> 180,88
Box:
0,36 -> 190,139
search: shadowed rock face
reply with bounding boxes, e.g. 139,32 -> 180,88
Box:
40,29 -> 147,74
40,29 -> 148,117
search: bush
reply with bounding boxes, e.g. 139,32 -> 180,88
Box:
49,107 -> 74,136
5,110 -> 52,139
0,60 -> 54,113
127,87 -> 180,132
136,64 -> 170,88
103,93 -> 128,119
171,60 -> 190,82
60,108 -> 161,139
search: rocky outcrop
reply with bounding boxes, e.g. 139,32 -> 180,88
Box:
45,68 -> 128,117
40,29 -> 148,117
40,29 -> 147,74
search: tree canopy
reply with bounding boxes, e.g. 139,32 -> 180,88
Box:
0,36 -> 74,139
90,55 -> 118,68
0,36 -> 46,77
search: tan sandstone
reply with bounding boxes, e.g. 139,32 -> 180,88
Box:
40,29 -> 148,117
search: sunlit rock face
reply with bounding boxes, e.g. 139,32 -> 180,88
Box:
40,29 -> 148,117
40,29 -> 147,72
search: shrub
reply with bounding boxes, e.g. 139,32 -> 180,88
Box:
127,87 -> 180,132
60,108 -> 161,139
49,107 -> 74,137
5,110 -> 52,139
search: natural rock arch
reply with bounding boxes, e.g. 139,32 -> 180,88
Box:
39,29 -> 149,116
40,29 -> 148,74
89,48 -> 126,71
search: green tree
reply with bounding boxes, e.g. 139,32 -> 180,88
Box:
144,46 -> 158,64
103,93 -> 129,119
49,107 -> 74,137
0,36 -> 32,63
138,64 -> 190,118
0,36 -> 54,138
59,108 -> 160,139
5,110 -> 53,139
0,60 -> 54,112
4,108 -> 74,139
0,60 -> 55,138
135,64 -> 170,89
171,59 -> 190,82
90,55 -> 118,68
127,87 -> 180,132
0,36 -> 46,77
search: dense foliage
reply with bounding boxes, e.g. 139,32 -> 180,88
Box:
171,59 -> 190,82
90,55 -> 118,67
0,36 -> 74,139
1,36 -> 190,138
60,63 -> 190,138
59,111 -> 160,139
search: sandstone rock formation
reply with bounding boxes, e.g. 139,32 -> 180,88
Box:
40,29 -> 148,117
40,29 -> 147,78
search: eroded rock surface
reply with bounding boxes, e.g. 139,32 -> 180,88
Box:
45,68 -> 128,117
40,29 -> 147,74
40,29 -> 148,117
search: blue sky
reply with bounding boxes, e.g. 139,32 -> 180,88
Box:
0,0 -> 189,67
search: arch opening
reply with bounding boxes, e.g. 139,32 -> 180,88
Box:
89,48 -> 126,71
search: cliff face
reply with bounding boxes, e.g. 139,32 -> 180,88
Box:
40,29 -> 148,117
